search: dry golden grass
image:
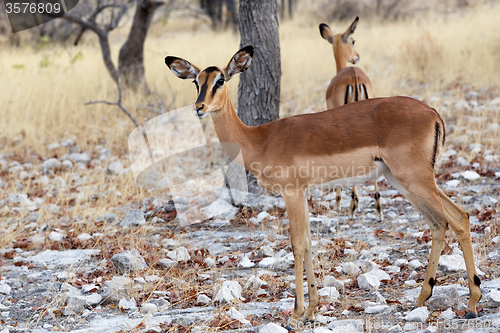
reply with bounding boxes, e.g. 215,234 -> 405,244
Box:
1,3 -> 499,152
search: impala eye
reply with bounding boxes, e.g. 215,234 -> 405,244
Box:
216,78 -> 225,86
352,40 -> 355,45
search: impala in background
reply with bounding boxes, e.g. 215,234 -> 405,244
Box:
320,17 -> 382,221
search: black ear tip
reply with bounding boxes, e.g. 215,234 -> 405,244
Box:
319,23 -> 328,31
165,56 -> 175,68
355,16 -> 359,22
242,45 -> 254,57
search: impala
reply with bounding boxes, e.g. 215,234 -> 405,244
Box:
165,47 -> 481,326
320,17 -> 382,221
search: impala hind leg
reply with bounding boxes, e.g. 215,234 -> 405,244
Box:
335,187 -> 342,213
374,182 -> 383,221
384,168 -> 481,316
282,190 -> 318,326
348,186 -> 359,220
304,194 -> 319,320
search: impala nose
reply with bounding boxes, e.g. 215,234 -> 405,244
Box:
193,104 -> 207,119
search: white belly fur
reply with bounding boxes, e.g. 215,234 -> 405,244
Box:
309,161 -> 388,189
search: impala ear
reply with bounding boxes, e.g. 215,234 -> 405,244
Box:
224,46 -> 254,80
319,23 -> 334,44
342,16 -> 359,43
165,56 -> 200,79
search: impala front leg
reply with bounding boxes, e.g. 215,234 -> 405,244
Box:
283,190 -> 309,327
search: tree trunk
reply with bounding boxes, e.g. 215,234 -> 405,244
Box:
237,0 -> 281,126
118,0 -> 162,92
200,0 -> 223,30
237,0 -> 281,193
224,0 -> 238,32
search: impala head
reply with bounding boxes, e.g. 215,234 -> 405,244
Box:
165,46 -> 254,119
319,17 -> 360,66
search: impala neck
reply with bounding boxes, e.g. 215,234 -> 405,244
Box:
210,89 -> 260,168
334,51 -> 348,73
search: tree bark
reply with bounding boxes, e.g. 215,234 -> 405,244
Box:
237,0 -> 281,126
237,0 -> 281,193
118,0 -> 163,93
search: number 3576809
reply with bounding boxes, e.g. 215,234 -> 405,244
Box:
5,1 -> 62,14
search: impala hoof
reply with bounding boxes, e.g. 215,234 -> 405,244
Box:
464,312 -> 477,319
284,325 -> 293,332
304,317 -> 315,324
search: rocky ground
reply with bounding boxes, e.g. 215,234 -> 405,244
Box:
0,93 -> 499,333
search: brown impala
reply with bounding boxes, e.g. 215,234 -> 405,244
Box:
165,46 -> 481,327
320,17 -> 382,221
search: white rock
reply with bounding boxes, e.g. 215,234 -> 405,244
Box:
405,280 -> 418,287
259,257 -> 278,268
196,294 -> 211,305
244,276 -> 267,289
440,308 -> 456,320
61,160 -> 73,170
111,249 -> 147,274
48,231 -> 66,242
200,198 -> 238,220
365,305 -> 389,314
461,170 -> 480,181
323,276 -> 345,294
357,271 -> 380,290
341,262 -> 361,276
100,276 -> 133,303
438,254 -> 467,272
29,249 -> 100,267
226,307 -> 251,327
203,257 -> 215,267
260,323 -> 288,333
141,303 -> 157,313
84,293 -> 102,305
385,266 -> 400,273
66,152 -> 90,164
318,287 -> 340,300
394,259 -> 408,267
0,284 -> 11,295
118,298 -> 137,310
41,158 -> 61,173
261,245 -> 274,257
77,233 -> 92,242
371,268 -> 391,282
53,176 -> 67,189
120,209 -> 146,227
214,280 -> 242,303
166,246 -> 191,262
408,259 -> 422,269
107,161 -> 123,175
145,275 -> 160,283
456,157 -> 470,166
47,142 -> 60,150
82,284 -> 98,293
238,257 -> 255,268
446,179 -> 460,188
487,289 -> 500,307
405,306 -> 430,322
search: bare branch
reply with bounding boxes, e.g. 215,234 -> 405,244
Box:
109,1 -> 135,31
60,14 -> 106,38
85,83 -> 140,128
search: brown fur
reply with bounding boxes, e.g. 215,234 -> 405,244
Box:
165,47 -> 481,326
